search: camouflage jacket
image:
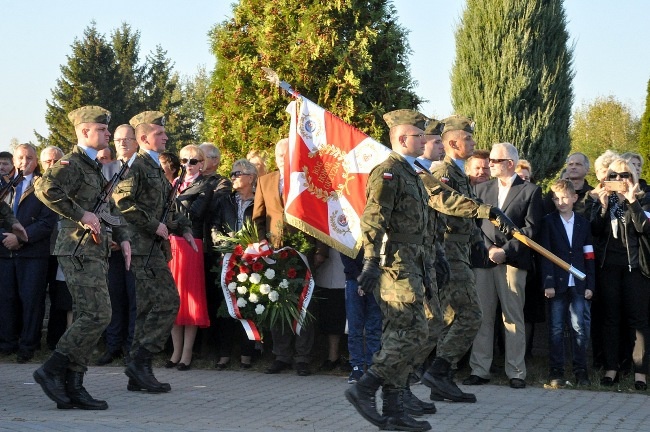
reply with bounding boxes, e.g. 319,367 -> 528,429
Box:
361,152 -> 429,275
34,145 -> 129,257
0,200 -> 18,228
113,149 -> 192,256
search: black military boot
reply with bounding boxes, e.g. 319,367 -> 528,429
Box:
404,384 -> 436,415
422,357 -> 467,401
57,370 -> 108,410
428,366 -> 477,403
126,356 -> 171,392
344,369 -> 387,428
33,351 -> 71,406
381,387 -> 432,432
125,348 -> 169,393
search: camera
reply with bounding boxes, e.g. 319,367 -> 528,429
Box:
603,180 -> 627,193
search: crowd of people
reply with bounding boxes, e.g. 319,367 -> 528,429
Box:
0,104 -> 648,430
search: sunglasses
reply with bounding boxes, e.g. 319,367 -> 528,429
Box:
489,158 -> 512,164
180,158 -> 203,166
402,133 -> 425,139
230,171 -> 251,178
608,172 -> 631,180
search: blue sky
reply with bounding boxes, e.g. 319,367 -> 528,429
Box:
1,0 -> 648,151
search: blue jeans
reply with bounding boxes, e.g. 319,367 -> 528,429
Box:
547,286 -> 590,373
345,279 -> 382,368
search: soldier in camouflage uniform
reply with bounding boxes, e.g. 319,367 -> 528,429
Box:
0,201 -> 27,237
113,111 -> 195,393
33,106 -> 131,410
345,110 -> 515,432
427,115 -> 484,403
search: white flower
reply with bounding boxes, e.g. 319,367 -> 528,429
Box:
237,285 -> 248,295
249,293 -> 259,303
268,290 -> 279,302
264,268 -> 276,280
237,273 -> 249,282
255,304 -> 265,315
249,273 -> 262,284
237,297 -> 247,308
227,282 -> 237,293
279,279 -> 289,289
259,284 -> 271,295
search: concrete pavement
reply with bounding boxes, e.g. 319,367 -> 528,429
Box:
0,363 -> 648,431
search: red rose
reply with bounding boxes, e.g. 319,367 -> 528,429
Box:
287,268 -> 297,278
234,244 -> 244,256
252,261 -> 264,272
239,264 -> 249,274
279,250 -> 289,259
225,270 -> 235,282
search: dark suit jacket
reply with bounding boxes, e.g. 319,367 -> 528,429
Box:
538,211 -> 596,295
0,176 -> 57,258
475,175 -> 543,270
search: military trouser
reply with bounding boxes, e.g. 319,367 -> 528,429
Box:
369,270 -> 428,388
412,276 -> 444,368
129,251 -> 180,357
57,257 -> 111,372
436,257 -> 482,365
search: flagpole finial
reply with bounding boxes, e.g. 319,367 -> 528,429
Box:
261,67 -> 301,98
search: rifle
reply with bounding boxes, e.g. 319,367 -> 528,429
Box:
0,169 -> 24,202
143,164 -> 187,275
70,153 -> 137,269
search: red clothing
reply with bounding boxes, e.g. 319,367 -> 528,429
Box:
168,235 -> 210,327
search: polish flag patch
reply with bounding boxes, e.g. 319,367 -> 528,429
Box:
583,245 -> 595,260
60,160 -> 70,165
383,172 -> 393,180
440,177 -> 449,183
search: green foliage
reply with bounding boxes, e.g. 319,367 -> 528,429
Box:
570,95 -> 640,185
205,0 -> 422,160
451,0 -> 574,181
639,79 -> 650,180
37,23 -> 203,154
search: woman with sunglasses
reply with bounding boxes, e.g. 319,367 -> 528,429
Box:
209,159 -> 259,370
166,145 -> 213,371
589,158 -> 650,390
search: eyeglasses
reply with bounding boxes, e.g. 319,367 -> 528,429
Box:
180,158 -> 203,166
489,158 -> 512,164
114,138 -> 135,143
230,171 -> 252,178
402,133 -> 425,139
608,172 -> 631,180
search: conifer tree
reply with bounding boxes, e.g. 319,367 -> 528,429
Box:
111,23 -> 146,124
205,0 -> 421,158
451,0 -> 574,181
639,78 -> 650,180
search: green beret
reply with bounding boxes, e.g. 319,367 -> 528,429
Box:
440,115 -> 475,135
67,105 -> 111,126
129,111 -> 166,128
424,118 -> 443,135
383,109 -> 428,130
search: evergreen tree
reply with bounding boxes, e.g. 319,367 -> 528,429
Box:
205,0 -> 422,158
111,23 -> 146,124
176,66 -> 211,143
37,23 -> 123,152
450,0 -> 574,181
639,78 -> 650,180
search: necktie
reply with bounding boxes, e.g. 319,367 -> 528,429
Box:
13,179 -> 23,215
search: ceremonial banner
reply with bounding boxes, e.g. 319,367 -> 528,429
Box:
284,98 -> 391,258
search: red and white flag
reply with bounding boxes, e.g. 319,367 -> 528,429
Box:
284,98 -> 391,258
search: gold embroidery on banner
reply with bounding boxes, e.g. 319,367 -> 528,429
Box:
302,144 -> 354,202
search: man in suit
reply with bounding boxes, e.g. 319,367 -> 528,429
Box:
113,111 -> 195,393
253,138 -> 327,377
463,142 -> 543,389
0,143 -> 57,363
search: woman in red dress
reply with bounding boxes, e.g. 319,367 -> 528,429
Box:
166,145 -> 213,370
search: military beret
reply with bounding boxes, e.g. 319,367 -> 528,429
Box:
383,109 -> 429,130
67,105 -> 111,126
440,115 -> 475,135
129,111 -> 166,128
424,118 -> 443,135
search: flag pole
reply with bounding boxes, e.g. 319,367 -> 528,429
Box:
261,67 -> 301,99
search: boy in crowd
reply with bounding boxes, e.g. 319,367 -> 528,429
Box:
539,179 -> 595,387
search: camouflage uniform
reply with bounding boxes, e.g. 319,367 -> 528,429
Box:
35,145 -> 129,371
113,149 -> 192,356
0,201 -> 18,227
430,155 -> 483,365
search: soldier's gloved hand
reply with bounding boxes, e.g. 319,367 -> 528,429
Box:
435,250 -> 451,286
488,207 -> 518,238
357,258 -> 381,294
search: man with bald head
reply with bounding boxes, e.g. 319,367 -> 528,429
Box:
34,106 -> 131,410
